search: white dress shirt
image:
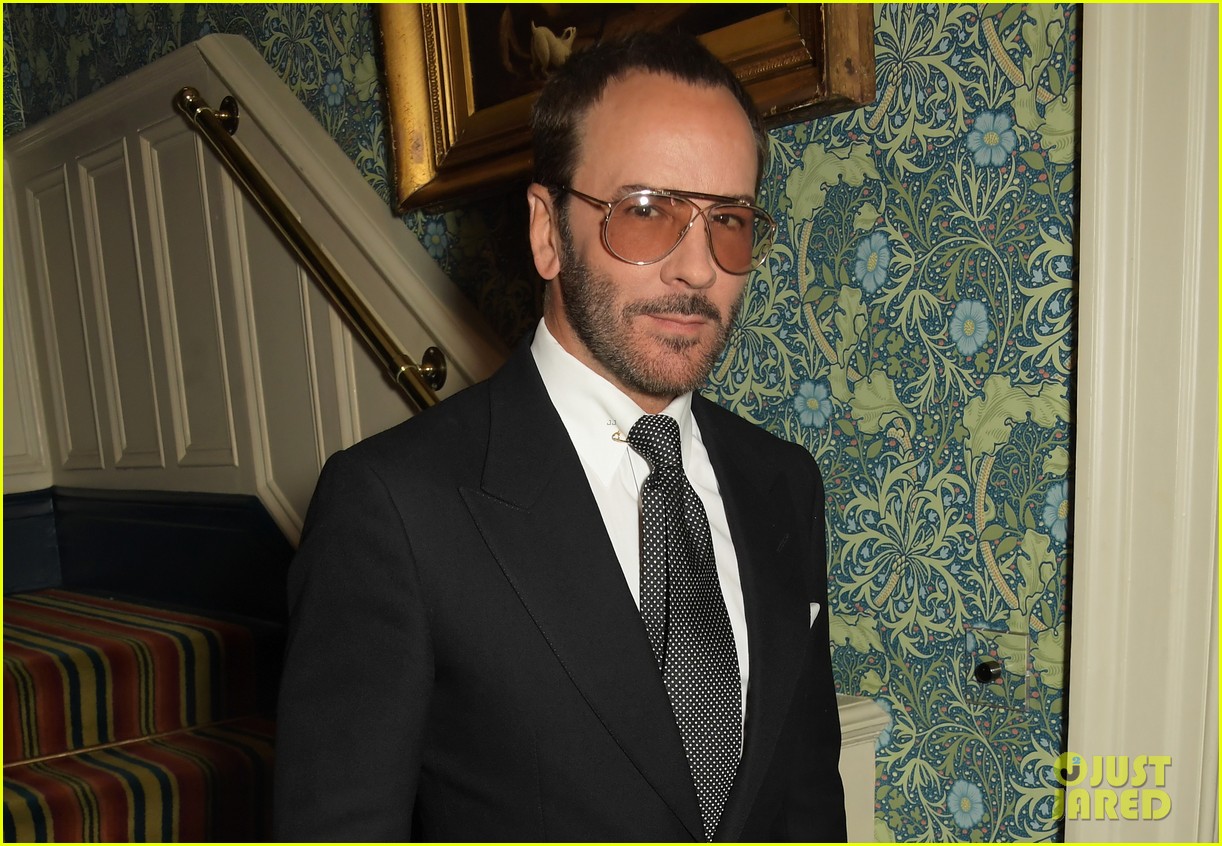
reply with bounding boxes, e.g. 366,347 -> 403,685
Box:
531,319 -> 749,719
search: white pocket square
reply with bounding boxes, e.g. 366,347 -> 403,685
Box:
809,602 -> 821,629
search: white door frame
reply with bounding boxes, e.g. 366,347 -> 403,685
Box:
1068,5 -> 1218,841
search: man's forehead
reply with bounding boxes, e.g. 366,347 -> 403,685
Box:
575,71 -> 751,143
570,72 -> 758,193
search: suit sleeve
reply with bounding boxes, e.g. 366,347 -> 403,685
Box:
273,448 -> 432,841
781,457 -> 848,840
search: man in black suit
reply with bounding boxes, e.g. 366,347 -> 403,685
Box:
273,31 -> 845,841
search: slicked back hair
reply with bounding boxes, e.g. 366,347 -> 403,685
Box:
529,30 -> 769,197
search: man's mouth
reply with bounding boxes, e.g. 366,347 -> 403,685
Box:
648,312 -> 706,325
625,295 -> 721,325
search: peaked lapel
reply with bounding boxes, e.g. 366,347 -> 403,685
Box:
458,345 -> 705,840
693,399 -> 813,841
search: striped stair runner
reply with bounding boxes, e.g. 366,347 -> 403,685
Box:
4,590 -> 258,763
3,716 -> 273,841
3,590 -> 276,841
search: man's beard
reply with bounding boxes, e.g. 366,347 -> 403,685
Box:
556,216 -> 740,400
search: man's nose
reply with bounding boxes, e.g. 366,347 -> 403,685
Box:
662,214 -> 719,288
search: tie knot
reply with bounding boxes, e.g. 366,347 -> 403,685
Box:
627,414 -> 682,471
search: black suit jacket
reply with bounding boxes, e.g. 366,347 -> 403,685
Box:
273,340 -> 845,841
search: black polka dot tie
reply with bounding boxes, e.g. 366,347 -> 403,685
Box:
628,414 -> 741,841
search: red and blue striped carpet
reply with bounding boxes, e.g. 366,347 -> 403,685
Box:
4,716 -> 273,841
3,590 -> 275,841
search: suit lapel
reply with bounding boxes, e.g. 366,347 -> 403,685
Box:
693,399 -> 812,840
459,346 -> 704,839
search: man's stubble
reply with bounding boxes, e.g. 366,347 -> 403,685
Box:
555,210 -> 742,401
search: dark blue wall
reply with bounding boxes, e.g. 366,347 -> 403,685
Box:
4,488 -> 291,623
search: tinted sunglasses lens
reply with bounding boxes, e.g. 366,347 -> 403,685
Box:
605,193 -> 687,263
603,193 -> 773,273
707,206 -> 772,274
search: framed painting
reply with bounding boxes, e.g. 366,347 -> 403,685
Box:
380,4 -> 876,212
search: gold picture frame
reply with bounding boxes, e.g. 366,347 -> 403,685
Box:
380,4 -> 876,212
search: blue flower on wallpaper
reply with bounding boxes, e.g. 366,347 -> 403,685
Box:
966,111 -> 1017,167
875,699 -> 894,751
794,380 -> 832,427
949,299 -> 990,355
949,780 -> 986,828
854,232 -> 892,293
115,7 -> 129,37
422,218 -> 450,260
1042,481 -> 1070,543
323,69 -> 345,107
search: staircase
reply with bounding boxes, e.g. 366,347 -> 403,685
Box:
3,589 -> 276,841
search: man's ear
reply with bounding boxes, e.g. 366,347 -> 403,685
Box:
527,183 -> 562,281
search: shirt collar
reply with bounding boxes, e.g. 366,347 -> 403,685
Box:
530,318 -> 694,485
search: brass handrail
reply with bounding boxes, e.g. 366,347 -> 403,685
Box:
173,87 -> 443,411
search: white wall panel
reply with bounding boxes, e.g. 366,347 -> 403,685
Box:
226,187 -> 327,532
142,124 -> 238,468
304,283 -> 348,460
4,35 -> 506,536
78,140 -> 164,469
323,306 -> 359,451
24,167 -> 104,471
3,161 -> 52,491
350,334 -> 413,443
3,288 -> 48,475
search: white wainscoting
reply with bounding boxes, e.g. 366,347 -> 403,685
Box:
3,34 -> 507,541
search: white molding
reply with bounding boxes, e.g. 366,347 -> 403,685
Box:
836,692 -> 889,745
836,694 -> 887,842
77,139 -> 166,470
332,310 -> 360,448
218,171 -> 304,541
24,166 -> 105,471
3,161 -> 52,491
140,121 -> 239,468
1068,6 -> 1218,841
298,270 -> 328,478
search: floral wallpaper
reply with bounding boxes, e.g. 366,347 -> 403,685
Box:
725,6 -> 1077,840
4,4 -> 1078,841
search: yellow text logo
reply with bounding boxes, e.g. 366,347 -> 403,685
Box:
1053,752 -> 1172,821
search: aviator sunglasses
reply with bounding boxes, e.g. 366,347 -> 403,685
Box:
555,186 -> 776,276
